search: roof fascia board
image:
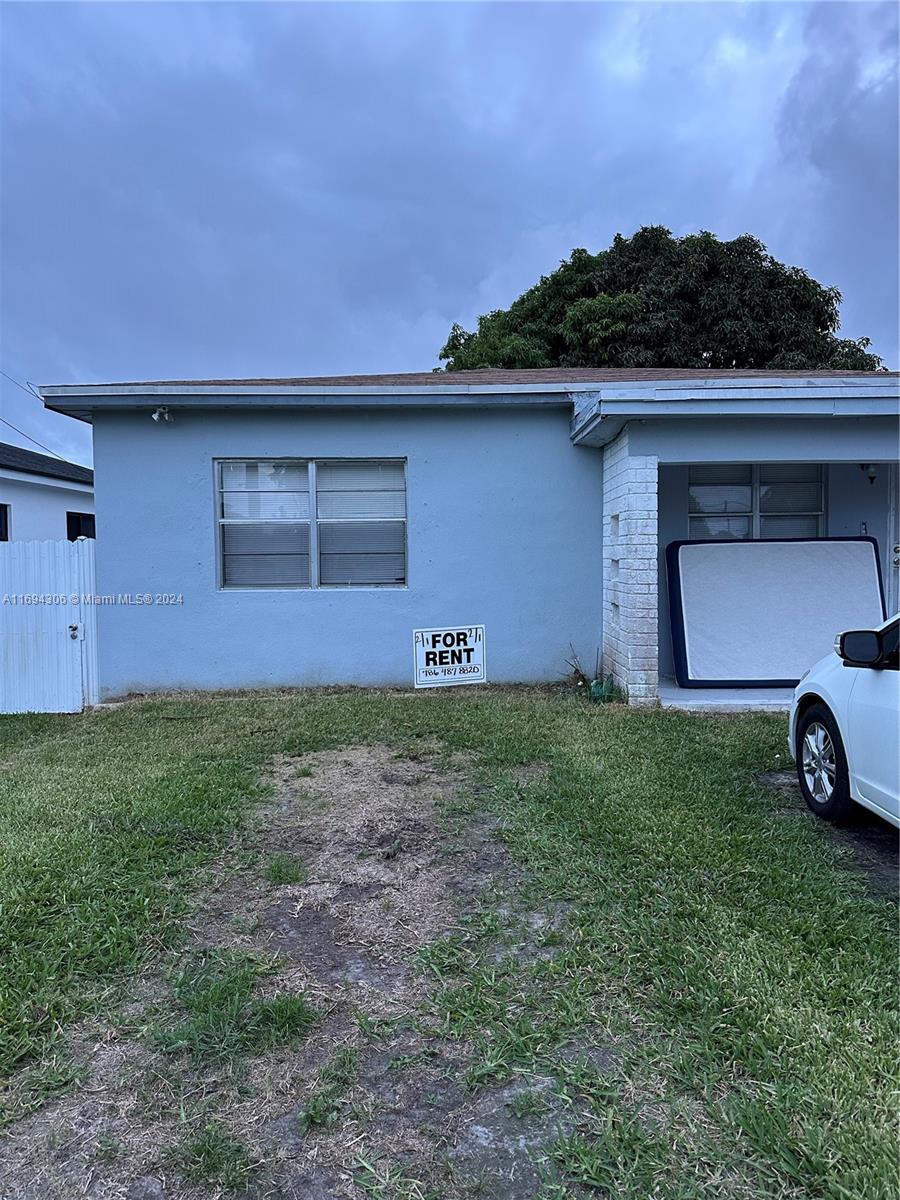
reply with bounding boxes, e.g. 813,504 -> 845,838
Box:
40,383 -> 579,400
595,385 -> 900,403
40,374 -> 898,401
570,412 -> 628,446
571,384 -> 899,443
598,376 -> 898,396
599,396 -> 900,417
41,390 -> 573,424
571,403 -> 900,446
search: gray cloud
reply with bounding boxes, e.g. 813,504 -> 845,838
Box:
1,1 -> 896,465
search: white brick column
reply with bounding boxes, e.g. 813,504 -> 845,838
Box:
601,429 -> 659,705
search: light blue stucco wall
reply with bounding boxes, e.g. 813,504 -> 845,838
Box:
91,406 -> 604,696
826,462 -> 894,557
627,415 -> 898,462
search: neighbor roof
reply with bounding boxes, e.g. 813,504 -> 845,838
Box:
0,441 -> 93,486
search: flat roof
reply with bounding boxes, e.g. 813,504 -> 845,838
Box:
39,367 -> 899,424
41,366 -> 898,390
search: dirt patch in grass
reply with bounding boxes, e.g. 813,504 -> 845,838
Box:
760,769 -> 899,896
0,745 -> 581,1199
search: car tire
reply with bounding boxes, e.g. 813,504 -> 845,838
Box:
795,703 -> 854,822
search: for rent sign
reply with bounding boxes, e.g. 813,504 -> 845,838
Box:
413,625 -> 486,688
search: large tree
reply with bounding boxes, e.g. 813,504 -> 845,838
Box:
439,227 -> 884,372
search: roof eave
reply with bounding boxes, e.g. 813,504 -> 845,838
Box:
40,385 -> 576,424
40,373 -> 900,427
570,391 -> 900,445
39,373 -> 899,398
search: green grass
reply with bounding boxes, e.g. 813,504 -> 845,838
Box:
300,1045 -> 360,1130
174,1121 -> 255,1188
353,1156 -> 439,1200
151,949 -> 316,1061
94,1130 -> 123,1163
0,703 -> 270,1075
422,716 -> 899,1198
263,852 -> 306,885
0,689 -> 896,1197
0,1054 -> 87,1123
508,1086 -> 550,1119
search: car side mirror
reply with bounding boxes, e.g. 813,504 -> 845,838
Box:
837,629 -> 883,668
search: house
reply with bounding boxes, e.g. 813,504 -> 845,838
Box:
0,442 -> 95,542
40,369 -> 899,706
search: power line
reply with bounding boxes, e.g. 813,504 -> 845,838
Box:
0,369 -> 66,460
0,414 -> 67,460
0,369 -> 42,402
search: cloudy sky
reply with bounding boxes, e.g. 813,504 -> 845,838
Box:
1,1 -> 897,466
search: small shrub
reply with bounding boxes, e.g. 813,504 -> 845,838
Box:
588,674 -> 626,704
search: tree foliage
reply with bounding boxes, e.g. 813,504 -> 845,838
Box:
439,227 -> 884,372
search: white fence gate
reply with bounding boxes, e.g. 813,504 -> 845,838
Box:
0,538 -> 99,713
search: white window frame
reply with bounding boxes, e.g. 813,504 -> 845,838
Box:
216,458 -> 408,590
688,463 -> 826,540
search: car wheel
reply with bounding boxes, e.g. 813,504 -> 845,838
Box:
796,703 -> 854,822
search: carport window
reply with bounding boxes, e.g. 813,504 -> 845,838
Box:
688,464 -> 824,540
217,459 -> 406,589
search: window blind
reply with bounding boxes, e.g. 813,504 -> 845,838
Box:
688,464 -> 824,541
217,459 -> 406,589
759,463 -> 823,515
316,461 -> 407,586
219,460 -> 311,587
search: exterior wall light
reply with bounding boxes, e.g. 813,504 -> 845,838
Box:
859,463 -> 878,485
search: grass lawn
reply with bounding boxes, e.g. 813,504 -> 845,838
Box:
0,689 -> 896,1199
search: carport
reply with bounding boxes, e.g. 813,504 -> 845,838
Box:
571,373 -> 899,705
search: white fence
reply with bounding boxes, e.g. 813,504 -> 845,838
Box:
0,538 -> 99,714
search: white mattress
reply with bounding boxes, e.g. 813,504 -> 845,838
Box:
668,539 -> 885,685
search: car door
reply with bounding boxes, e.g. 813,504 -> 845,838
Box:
846,619 -> 900,821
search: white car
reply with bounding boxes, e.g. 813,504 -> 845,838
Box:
789,614 -> 899,827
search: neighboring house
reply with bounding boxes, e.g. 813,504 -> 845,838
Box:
0,442 -> 95,542
41,369 -> 899,704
